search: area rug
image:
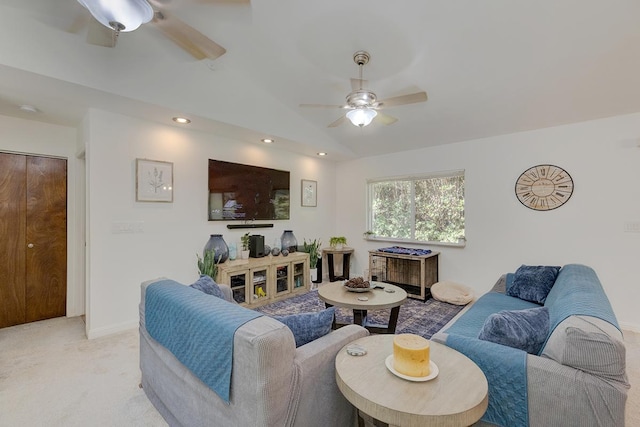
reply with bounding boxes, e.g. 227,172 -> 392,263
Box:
254,289 -> 465,339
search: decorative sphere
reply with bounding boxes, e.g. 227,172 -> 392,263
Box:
281,249 -> 289,257
264,245 -> 271,254
271,247 -> 281,256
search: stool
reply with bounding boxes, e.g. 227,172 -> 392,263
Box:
322,247 -> 354,282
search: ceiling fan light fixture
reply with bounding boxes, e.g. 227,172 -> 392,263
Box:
347,108 -> 377,127
77,0 -> 153,32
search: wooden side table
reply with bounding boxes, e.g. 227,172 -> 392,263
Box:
335,335 -> 488,426
318,282 -> 407,334
322,247 -> 354,282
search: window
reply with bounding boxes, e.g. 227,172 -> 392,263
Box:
367,170 -> 465,244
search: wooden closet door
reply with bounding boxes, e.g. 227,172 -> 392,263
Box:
25,156 -> 67,323
0,153 -> 27,328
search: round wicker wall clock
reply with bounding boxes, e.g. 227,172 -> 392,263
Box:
515,164 -> 574,211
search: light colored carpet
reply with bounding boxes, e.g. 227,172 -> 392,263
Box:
0,316 -> 638,426
0,317 -> 167,427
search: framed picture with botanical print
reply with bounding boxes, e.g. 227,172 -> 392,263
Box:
301,179 -> 317,207
136,159 -> 173,202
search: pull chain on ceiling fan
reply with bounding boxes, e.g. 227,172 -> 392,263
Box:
300,50 -> 428,128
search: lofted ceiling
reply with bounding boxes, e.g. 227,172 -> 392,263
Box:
1,0 -> 640,161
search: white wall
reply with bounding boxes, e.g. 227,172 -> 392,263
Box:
0,115 -> 84,317
336,113 -> 640,331
84,109 -> 337,338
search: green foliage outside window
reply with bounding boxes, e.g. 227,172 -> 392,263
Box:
369,172 -> 465,244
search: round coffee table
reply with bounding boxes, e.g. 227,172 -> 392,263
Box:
335,335 -> 488,426
317,281 -> 407,334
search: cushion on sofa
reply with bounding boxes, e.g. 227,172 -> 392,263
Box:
507,265 -> 560,304
541,315 -> 627,382
478,307 -> 550,354
273,307 -> 335,347
190,275 -> 225,299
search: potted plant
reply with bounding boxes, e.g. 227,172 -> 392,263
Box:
303,238 -> 322,282
240,232 -> 251,259
363,230 -> 375,239
329,236 -> 347,250
197,249 -> 219,279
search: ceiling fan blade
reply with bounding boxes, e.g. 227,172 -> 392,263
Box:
299,103 -> 346,109
350,78 -> 368,91
67,8 -> 90,34
328,115 -> 347,128
377,91 -> 428,108
152,10 -> 226,60
375,112 -> 398,126
86,18 -> 117,47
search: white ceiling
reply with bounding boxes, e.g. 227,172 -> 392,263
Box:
1,0 -> 640,161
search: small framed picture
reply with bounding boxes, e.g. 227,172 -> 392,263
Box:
301,179 -> 317,207
136,159 -> 173,202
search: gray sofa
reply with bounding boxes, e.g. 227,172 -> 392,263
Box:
139,278 -> 369,427
433,264 -> 629,427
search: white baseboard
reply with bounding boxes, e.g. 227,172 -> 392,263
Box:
620,322 -> 640,334
87,319 -> 138,339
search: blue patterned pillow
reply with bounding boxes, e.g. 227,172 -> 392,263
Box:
507,265 -> 560,304
190,275 -> 225,300
273,307 -> 335,347
478,307 -> 550,354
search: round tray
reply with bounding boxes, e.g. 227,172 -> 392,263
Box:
343,285 -> 371,293
385,355 -> 439,382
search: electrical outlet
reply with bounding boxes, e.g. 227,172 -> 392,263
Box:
623,221 -> 640,233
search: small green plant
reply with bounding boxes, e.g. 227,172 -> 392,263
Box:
363,230 -> 375,239
303,238 -> 322,268
197,249 -> 219,279
241,232 -> 251,251
329,236 -> 347,247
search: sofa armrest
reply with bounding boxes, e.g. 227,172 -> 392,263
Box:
526,354 -> 628,427
490,274 -> 508,294
288,325 -> 369,427
218,283 -> 236,303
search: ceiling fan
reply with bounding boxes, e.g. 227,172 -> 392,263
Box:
73,0 -> 249,60
300,51 -> 428,128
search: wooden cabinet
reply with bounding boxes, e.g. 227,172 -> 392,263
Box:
216,252 -> 310,307
368,250 -> 439,301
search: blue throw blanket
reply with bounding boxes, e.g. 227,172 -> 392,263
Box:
443,292 -> 535,426
446,334 -> 528,427
145,280 -> 262,403
377,246 -> 432,256
544,264 -> 620,337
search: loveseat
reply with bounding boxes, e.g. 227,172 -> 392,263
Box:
433,264 -> 629,427
139,278 -> 369,427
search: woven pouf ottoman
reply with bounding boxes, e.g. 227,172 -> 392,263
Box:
431,281 -> 474,305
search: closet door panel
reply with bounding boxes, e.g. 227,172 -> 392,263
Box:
0,153 -> 27,328
25,156 -> 67,323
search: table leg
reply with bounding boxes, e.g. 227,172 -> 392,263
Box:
343,253 -> 351,279
353,309 -> 367,327
327,253 -> 336,282
387,306 -> 401,334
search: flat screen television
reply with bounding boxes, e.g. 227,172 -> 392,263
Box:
208,159 -> 290,221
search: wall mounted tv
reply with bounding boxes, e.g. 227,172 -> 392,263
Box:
208,159 -> 290,221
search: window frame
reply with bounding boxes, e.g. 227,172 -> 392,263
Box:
366,169 -> 466,247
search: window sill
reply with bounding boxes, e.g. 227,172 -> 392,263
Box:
363,236 -> 466,248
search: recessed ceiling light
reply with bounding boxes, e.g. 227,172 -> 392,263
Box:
19,104 -> 39,113
317,152 -> 327,156
172,117 -> 191,124
261,138 -> 274,143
